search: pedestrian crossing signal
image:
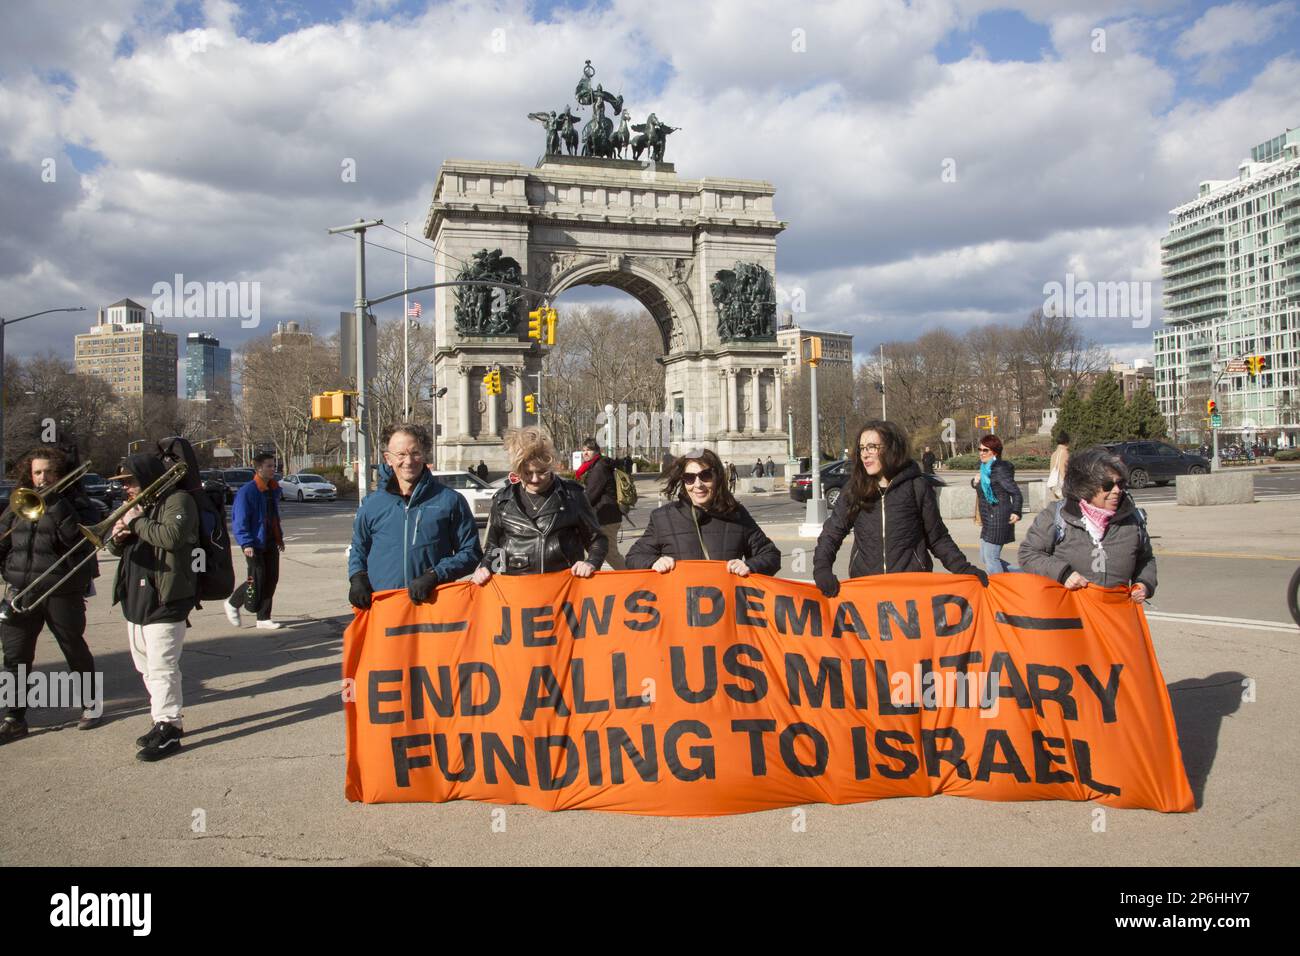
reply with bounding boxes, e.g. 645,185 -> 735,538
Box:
545,308 -> 557,345
524,393 -> 537,414
311,390 -> 355,421
485,370 -> 502,396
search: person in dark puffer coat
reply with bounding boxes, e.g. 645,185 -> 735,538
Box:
625,448 -> 780,576
969,433 -> 1024,574
813,420 -> 987,597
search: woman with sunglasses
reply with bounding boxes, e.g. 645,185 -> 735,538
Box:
813,420 -> 986,597
625,448 -> 780,576
471,426 -> 607,584
969,434 -> 1024,574
1019,446 -> 1156,602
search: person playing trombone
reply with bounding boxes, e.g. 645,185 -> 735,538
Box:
0,447 -> 102,744
106,452 -> 198,762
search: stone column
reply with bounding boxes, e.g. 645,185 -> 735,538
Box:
750,369 -> 761,434
718,370 -> 728,435
458,365 -> 471,438
699,361 -> 710,442
773,370 -> 783,433
727,369 -> 739,434
511,367 -> 524,428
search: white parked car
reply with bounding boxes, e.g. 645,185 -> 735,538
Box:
282,473 -> 338,502
428,469 -> 495,524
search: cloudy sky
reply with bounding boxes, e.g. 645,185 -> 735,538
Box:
2,0 -> 1298,381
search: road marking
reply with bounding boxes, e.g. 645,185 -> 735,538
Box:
1150,549 -> 1300,561
1146,610 -> 1297,634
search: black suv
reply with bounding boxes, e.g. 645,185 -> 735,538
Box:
1105,441 -> 1210,489
789,459 -> 851,506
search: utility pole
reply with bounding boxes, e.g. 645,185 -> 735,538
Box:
879,343 -> 887,420
328,218 -> 383,497
0,307 -> 86,473
402,220 -> 410,422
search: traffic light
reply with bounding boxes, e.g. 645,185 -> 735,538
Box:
524,393 -> 537,415
1246,355 -> 1267,378
528,309 -> 543,340
484,369 -> 502,395
310,390 -> 356,422
545,308 -> 557,345
1207,399 -> 1217,416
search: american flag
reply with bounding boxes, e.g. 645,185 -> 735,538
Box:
407,302 -> 422,318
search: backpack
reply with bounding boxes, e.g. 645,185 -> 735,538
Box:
1052,499 -> 1149,552
613,466 -> 637,514
157,437 -> 236,604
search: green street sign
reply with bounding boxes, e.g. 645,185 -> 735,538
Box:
1210,413 -> 1222,428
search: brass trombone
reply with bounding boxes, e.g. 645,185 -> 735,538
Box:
0,460 -> 94,543
0,461 -> 188,621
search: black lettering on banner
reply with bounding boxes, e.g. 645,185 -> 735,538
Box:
850,726 -> 871,779
831,600 -> 870,639
786,654 -> 846,709
919,658 -> 938,711
995,611 -> 1083,631
664,720 -> 715,781
433,733 -> 476,782
560,595 -> 616,639
1027,663 -> 1078,720
623,590 -> 660,631
986,651 -> 1033,709
1076,663 -> 1124,723
493,605 -> 512,645
583,729 -> 603,786
773,594 -> 823,637
369,669 -> 403,724
921,727 -> 971,779
385,621 -> 468,636
535,735 -> 580,791
670,645 -> 718,703
391,733 -> 432,787
410,666 -> 453,719
974,728 -> 1031,783
519,666 -> 571,720
522,606 -> 556,647
611,652 -> 650,709
874,729 -> 919,779
731,719 -> 777,776
722,643 -> 768,702
1072,738 -> 1122,796
779,722 -> 829,777
572,658 -> 610,714
607,725 -> 659,783
938,650 -> 982,678
686,586 -> 724,627
482,733 -> 530,785
850,658 -> 871,709
459,661 -> 500,716
735,585 -> 767,628
877,600 -> 921,641
931,594 -> 972,637
874,660 -> 919,715
1032,730 -> 1074,785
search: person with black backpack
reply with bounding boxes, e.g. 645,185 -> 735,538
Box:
813,420 -> 987,597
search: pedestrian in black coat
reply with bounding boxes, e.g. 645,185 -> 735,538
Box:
970,434 -> 1023,573
576,437 -> 625,569
813,421 -> 986,597
626,448 -> 780,576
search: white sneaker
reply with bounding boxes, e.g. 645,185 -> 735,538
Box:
223,603 -> 241,627
255,620 -> 283,630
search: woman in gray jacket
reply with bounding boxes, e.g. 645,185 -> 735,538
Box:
1019,446 -> 1156,602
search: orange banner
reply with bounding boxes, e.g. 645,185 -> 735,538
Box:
344,564 -> 1194,815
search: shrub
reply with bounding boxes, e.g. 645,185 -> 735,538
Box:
1277,448 -> 1300,461
941,454 -> 1049,471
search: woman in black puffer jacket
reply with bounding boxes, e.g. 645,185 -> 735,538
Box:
813,420 -> 986,597
625,448 -> 780,576
471,426 -> 607,583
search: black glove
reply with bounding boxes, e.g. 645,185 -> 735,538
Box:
348,572 -> 373,610
408,571 -> 439,604
971,568 -> 990,587
813,568 -> 840,598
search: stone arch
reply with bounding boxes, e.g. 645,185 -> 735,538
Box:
546,259 -> 702,355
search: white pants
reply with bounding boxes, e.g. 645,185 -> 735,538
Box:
127,621 -> 186,726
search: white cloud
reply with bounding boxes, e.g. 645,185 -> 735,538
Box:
1175,0 -> 1297,82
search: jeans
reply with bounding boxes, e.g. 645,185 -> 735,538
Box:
980,539 -> 1021,574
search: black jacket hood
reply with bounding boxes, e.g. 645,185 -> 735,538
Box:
125,452 -> 168,489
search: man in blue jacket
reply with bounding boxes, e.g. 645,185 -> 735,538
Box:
348,423 -> 482,608
225,453 -> 285,629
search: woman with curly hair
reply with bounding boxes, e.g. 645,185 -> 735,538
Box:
625,448 -> 780,576
471,426 -> 607,584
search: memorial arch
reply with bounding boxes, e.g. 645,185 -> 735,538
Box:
424,150 -> 791,473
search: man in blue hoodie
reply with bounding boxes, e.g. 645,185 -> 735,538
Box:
348,423 -> 481,608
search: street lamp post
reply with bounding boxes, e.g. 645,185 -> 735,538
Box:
0,307 -> 86,473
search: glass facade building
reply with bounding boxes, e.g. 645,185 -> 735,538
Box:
185,332 -> 231,401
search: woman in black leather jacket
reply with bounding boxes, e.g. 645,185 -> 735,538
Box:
625,448 -> 780,576
471,426 -> 607,584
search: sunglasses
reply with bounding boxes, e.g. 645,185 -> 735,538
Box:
1100,478 -> 1126,492
683,469 -> 715,486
